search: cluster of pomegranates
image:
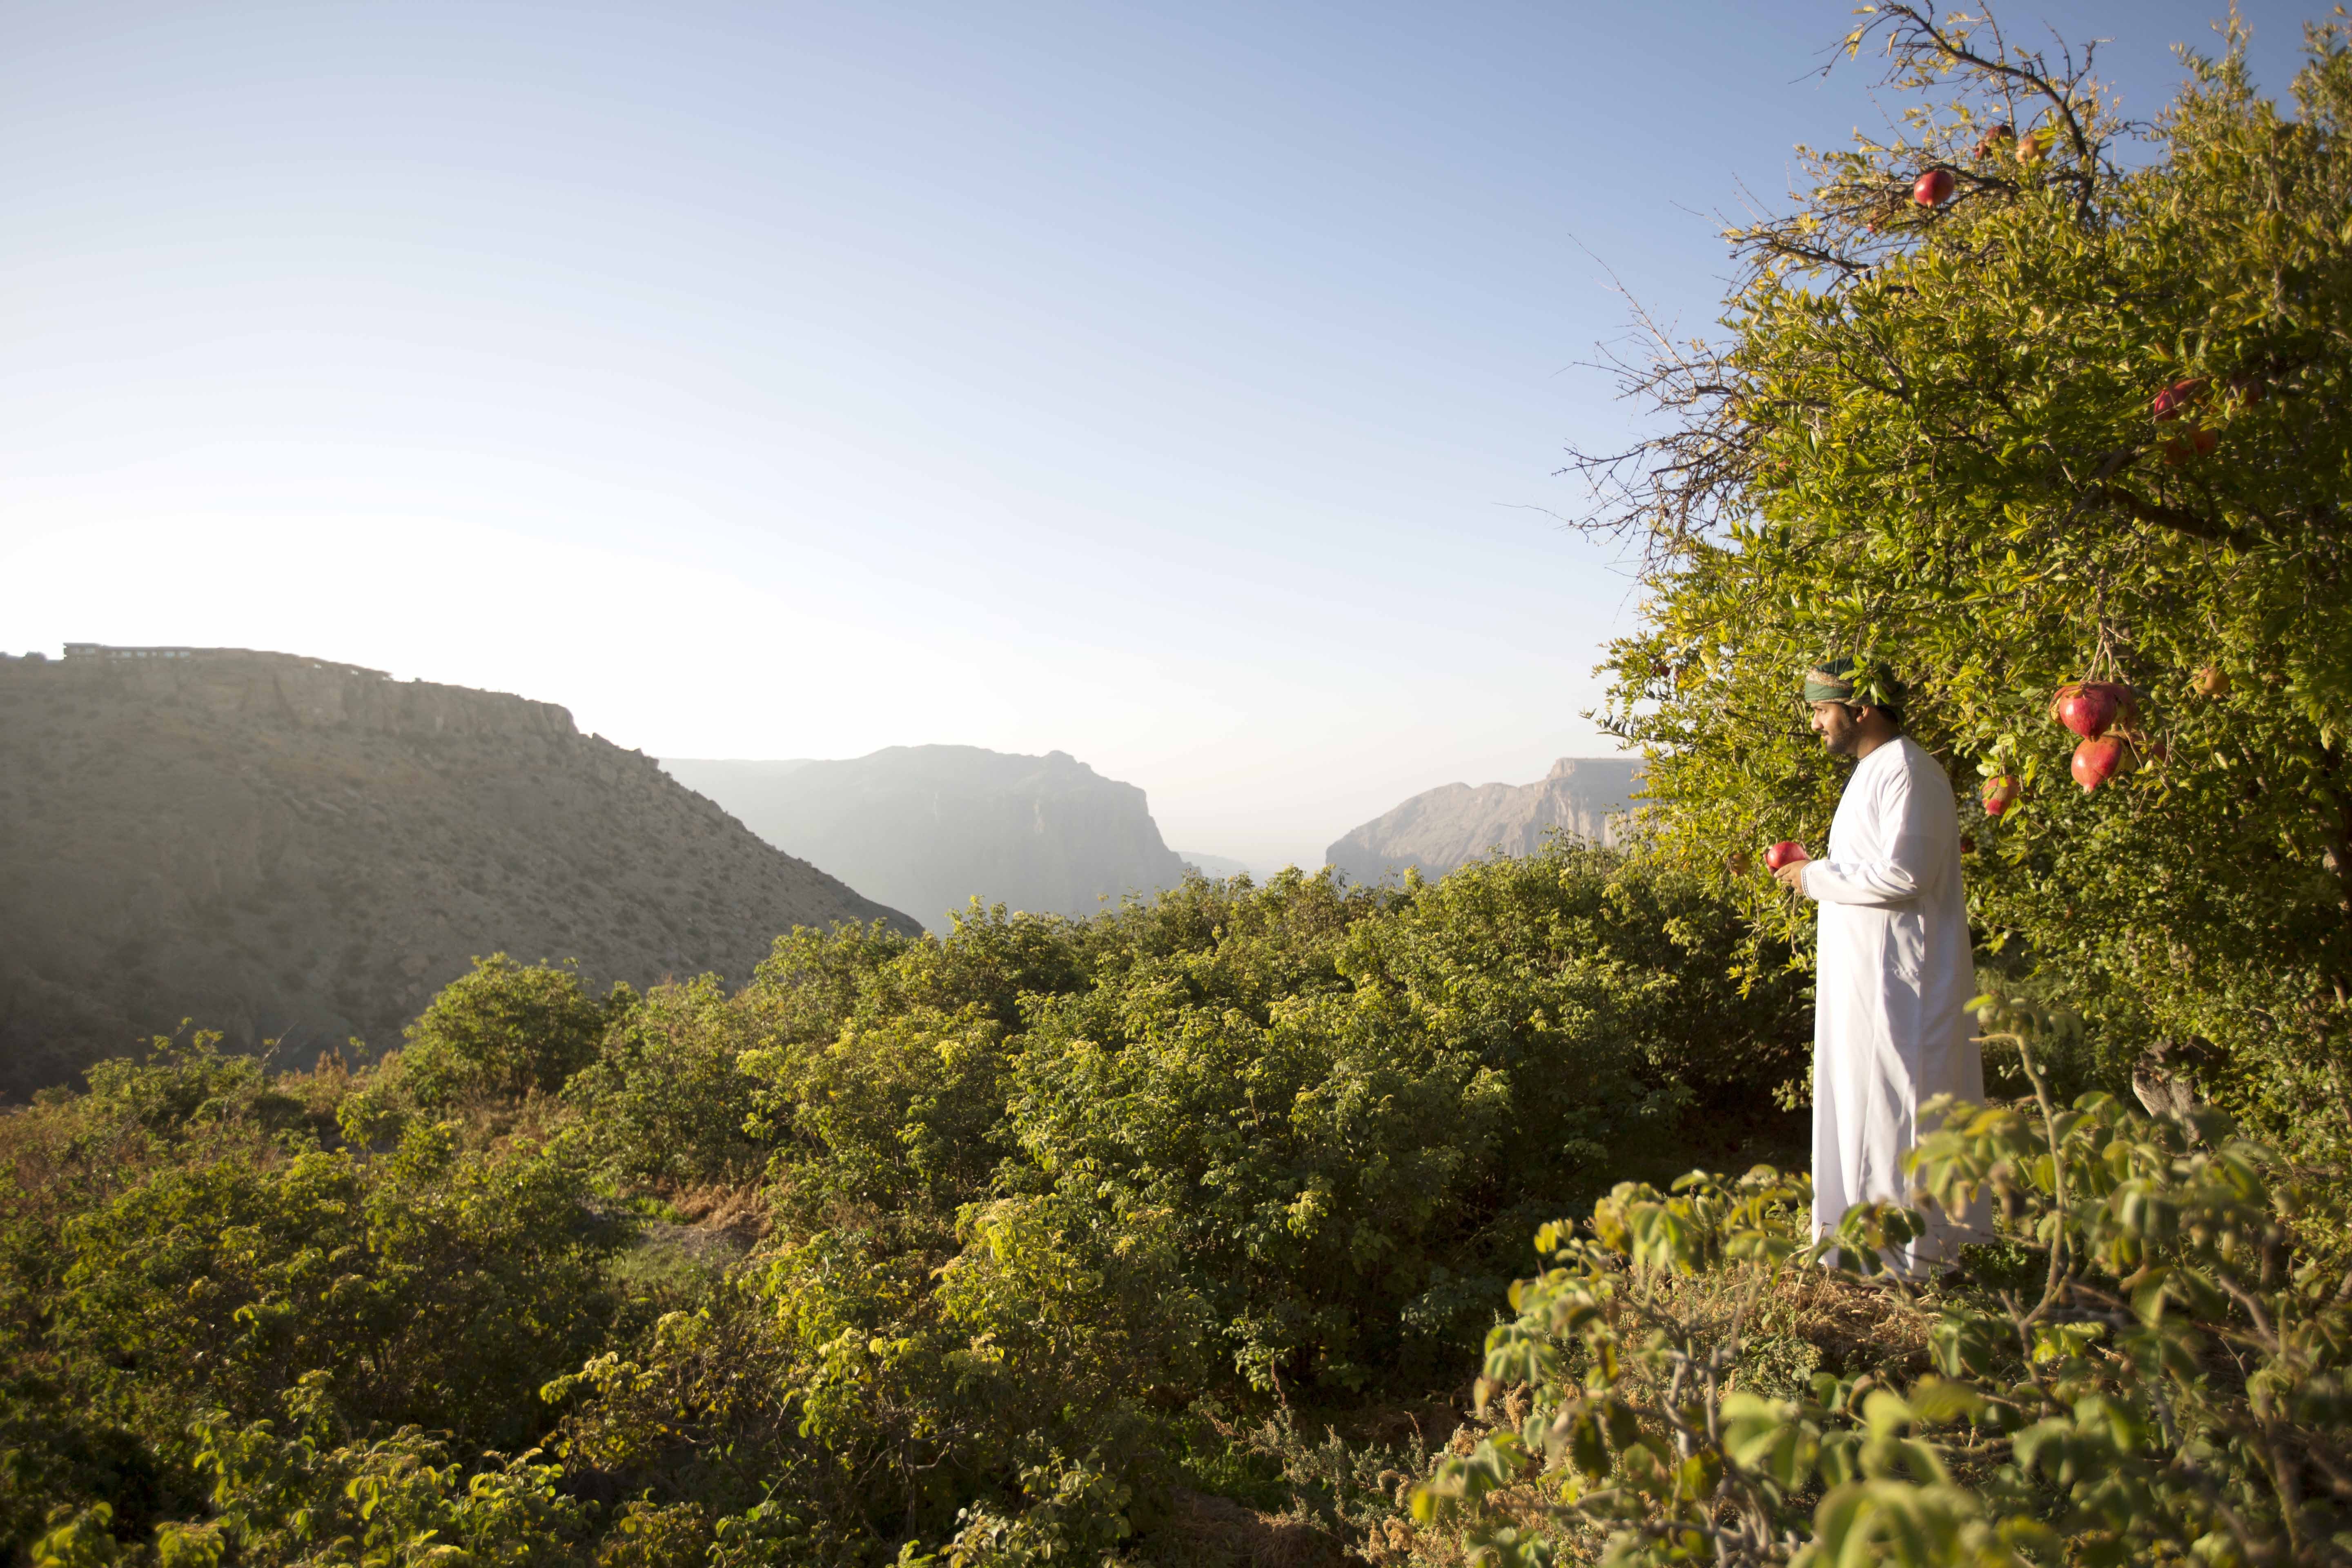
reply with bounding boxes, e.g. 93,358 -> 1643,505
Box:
1906,123 -> 2043,210
2051,681 -> 2142,791
1738,661 -> 2230,879
1982,666 -> 2225,813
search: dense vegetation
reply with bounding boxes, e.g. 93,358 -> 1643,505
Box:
1,851 -> 1814,1566
1419,998 -> 2352,1568
1587,5 -> 2352,1165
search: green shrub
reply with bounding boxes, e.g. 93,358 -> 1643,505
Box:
1414,997 -> 2352,1568
173,1372 -> 585,1568
390,953 -> 626,1109
565,973 -> 768,1188
52,1118 -> 622,1454
1003,853 -> 1807,1394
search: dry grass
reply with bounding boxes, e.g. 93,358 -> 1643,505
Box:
1143,1488 -> 1350,1568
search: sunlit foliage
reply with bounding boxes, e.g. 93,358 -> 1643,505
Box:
1585,5 -> 2352,1162
0,849 -> 1805,1565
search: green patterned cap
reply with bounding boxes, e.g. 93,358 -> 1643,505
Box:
1802,656 -> 1905,709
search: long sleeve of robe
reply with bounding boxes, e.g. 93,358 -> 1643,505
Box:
1800,735 -> 1987,1272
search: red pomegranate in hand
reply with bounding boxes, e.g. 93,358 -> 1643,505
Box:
1913,168 -> 1956,206
2051,682 -> 2120,739
1982,774 -> 2021,816
1764,840 -> 1809,871
2071,735 -> 2138,792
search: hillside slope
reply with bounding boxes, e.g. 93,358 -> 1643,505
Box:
1325,755 -> 1642,884
0,647 -> 913,1096
664,746 -> 1188,933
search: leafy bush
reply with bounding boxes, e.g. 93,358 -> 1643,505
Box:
0,849 -> 1802,1566
54,1116 -> 622,1454
388,953 -> 629,1109
530,853 -> 1804,1564
1002,855 -> 1807,1394
162,1372 -> 586,1568
564,973 -> 768,1188
1414,997 -> 2351,1568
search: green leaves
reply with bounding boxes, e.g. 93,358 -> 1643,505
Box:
1590,4 -> 2352,1170
1419,1044 -> 2352,1568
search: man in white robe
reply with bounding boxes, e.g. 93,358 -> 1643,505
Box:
1771,659 -> 1986,1273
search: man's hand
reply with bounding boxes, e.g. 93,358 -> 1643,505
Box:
1773,857 -> 1811,894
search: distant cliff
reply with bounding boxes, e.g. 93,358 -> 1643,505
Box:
1325,756 -> 1643,884
1178,851 -> 1256,881
664,746 -> 1189,933
0,646 -> 913,1096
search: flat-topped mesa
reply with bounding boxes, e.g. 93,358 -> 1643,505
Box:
0,646 -> 914,1097
33,644 -> 576,742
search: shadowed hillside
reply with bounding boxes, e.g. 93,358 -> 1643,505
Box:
664,746 -> 1189,933
0,646 -> 913,1096
1325,756 -> 1642,884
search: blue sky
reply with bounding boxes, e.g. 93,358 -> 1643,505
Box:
0,0 -> 2318,869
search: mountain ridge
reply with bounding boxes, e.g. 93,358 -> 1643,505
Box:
664,745 -> 1189,933
0,646 -> 913,1095
1325,755 -> 1642,884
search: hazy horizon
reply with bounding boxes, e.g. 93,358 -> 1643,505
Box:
656,739 -> 1635,873
2,0 -> 2313,870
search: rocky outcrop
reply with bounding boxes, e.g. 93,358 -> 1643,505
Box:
664,746 -> 1189,933
1325,756 -> 1643,885
1178,851 -> 1255,881
0,647 -> 913,1096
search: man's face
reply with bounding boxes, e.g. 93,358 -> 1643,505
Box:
1810,700 -> 1863,755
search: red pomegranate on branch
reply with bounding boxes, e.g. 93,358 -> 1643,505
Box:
2152,378 -> 2207,421
2071,735 -> 2138,792
1913,168 -> 1956,206
2050,680 -> 2138,739
2051,683 -> 2116,738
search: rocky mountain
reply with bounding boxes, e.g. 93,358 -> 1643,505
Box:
663,746 -> 1189,933
0,646 -> 913,1097
1325,756 -> 1643,884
